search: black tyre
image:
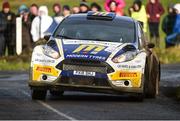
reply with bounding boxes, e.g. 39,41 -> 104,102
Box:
31,89 -> 47,100
145,80 -> 159,98
50,90 -> 64,97
145,60 -> 160,98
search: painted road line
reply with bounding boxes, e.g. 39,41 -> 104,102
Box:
20,90 -> 77,121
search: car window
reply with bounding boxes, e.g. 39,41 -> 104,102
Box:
54,18 -> 135,43
137,23 -> 146,48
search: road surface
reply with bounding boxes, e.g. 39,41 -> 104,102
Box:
0,64 -> 180,120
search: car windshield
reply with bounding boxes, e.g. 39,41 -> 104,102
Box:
54,17 -> 135,43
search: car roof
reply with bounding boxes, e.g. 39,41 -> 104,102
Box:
66,13 -> 135,24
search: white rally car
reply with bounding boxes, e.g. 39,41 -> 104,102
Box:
29,12 -> 160,100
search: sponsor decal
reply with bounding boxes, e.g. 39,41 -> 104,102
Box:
36,67 -> 52,73
62,40 -> 123,61
117,65 -> 142,69
66,54 -> 106,60
66,54 -> 88,58
32,64 -> 60,81
73,45 -> 105,55
108,71 -> 142,87
63,39 -> 121,46
34,59 -> 55,63
119,72 -> 137,77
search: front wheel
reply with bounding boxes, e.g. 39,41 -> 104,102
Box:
31,89 -> 47,100
145,79 -> 159,98
145,61 -> 160,98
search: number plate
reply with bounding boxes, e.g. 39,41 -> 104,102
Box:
73,71 -> 95,77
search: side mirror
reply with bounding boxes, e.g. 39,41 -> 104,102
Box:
147,42 -> 155,48
44,35 -> 51,41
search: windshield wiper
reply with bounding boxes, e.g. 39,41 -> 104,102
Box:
56,35 -> 74,39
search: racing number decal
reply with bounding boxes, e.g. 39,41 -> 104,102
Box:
73,45 -> 105,54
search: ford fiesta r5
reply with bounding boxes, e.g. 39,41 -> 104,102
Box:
29,12 -> 160,100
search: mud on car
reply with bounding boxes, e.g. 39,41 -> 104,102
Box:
29,12 -> 160,101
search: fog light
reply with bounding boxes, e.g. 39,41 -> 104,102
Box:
42,75 -> 47,80
124,81 -> 129,86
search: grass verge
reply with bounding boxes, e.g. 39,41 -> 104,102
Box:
155,46 -> 180,64
0,55 -> 30,71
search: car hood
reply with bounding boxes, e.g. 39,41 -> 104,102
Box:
58,39 -> 135,61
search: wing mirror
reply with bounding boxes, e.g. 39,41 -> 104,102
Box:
147,42 -> 155,49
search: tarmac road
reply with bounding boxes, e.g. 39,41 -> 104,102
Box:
0,64 -> 180,120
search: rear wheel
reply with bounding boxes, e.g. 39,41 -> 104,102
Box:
31,89 -> 47,100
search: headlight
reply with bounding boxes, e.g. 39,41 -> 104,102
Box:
43,45 -> 60,59
112,51 -> 137,63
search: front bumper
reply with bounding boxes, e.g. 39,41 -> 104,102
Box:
29,59 -> 144,94
29,73 -> 144,94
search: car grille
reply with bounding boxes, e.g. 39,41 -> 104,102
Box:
59,76 -> 111,87
63,64 -> 107,73
56,59 -> 114,74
